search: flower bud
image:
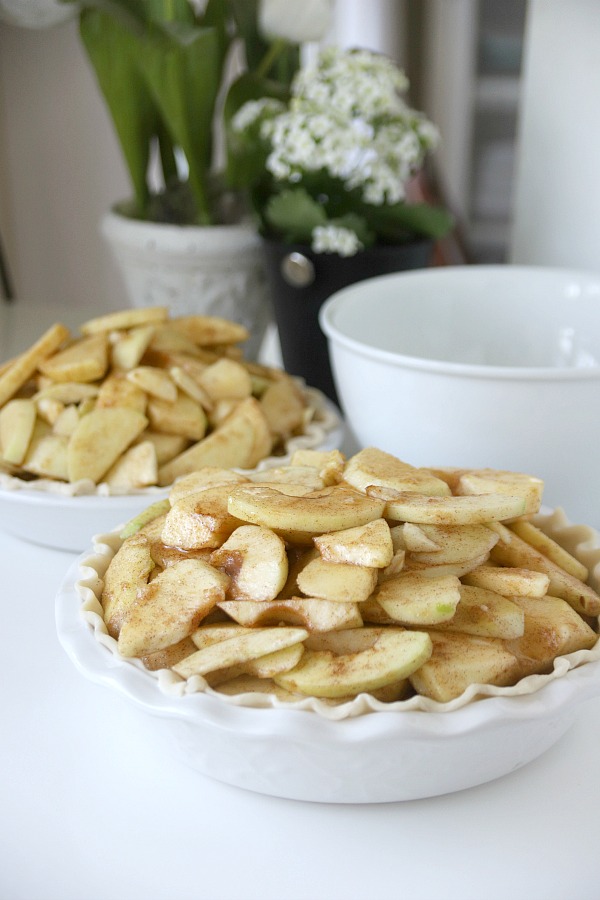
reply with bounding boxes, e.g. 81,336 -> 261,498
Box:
259,0 -> 333,44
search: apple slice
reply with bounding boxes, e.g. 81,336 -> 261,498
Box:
379,490 -> 527,525
296,555 -> 378,603
22,421 -> 69,481
204,643 -> 306,687
274,628 -> 432,698
227,483 -> 385,542
0,398 -> 36,464
103,440 -> 158,489
406,523 -> 499,565
110,324 -> 156,371
161,485 -> 244,550
119,498 -> 171,540
314,518 -> 394,568
101,533 -> 156,637
169,366 -> 214,410
34,381 -> 99,405
67,407 -> 148,483
199,358 -> 253,401
117,558 -> 230,657
409,632 -> 521,702
80,306 -> 168,334
259,377 -> 306,439
126,365 -> 178,402
173,626 -> 309,679
147,392 -> 207,441
343,447 -> 451,496
141,636 -> 198,672
218,597 -> 363,632
210,524 -> 289,602
94,372 -> 147,413
157,397 -> 272,484
52,404 -> 80,437
505,594 -> 598,677
169,314 -> 249,346
404,552 -> 491,579
168,467 -> 249,505
374,572 -> 461,625
509,520 -> 588,581
461,565 -> 550,599
148,325 -> 204,357
490,528 -> 600,616
398,523 -> 441,552
37,333 -> 108,383
433,585 -> 525,639
290,448 -> 346,485
456,469 -> 544,516
139,430 -> 189,466
251,465 -> 325,491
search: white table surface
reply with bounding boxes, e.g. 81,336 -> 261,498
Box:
2,300 -> 600,900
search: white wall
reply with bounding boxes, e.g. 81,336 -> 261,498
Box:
0,1 -> 405,311
0,18 -> 129,310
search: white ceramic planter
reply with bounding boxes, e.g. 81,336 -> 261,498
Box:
101,211 -> 271,360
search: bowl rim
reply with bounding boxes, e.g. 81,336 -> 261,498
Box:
319,264 -> 600,382
55,508 -> 600,730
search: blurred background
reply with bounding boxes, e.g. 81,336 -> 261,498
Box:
0,0 -> 597,309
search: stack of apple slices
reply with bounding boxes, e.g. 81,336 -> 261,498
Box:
100,447 -> 599,705
0,307 -> 320,491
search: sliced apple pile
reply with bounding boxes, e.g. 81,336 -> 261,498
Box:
102,447 -> 599,705
0,307 -> 321,488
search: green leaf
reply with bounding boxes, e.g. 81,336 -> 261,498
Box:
365,202 -> 454,241
228,0 -> 269,71
134,23 -> 227,223
264,188 -> 327,243
80,8 -> 159,215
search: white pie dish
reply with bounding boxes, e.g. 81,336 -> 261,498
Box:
56,508 -> 600,803
0,387 -> 344,552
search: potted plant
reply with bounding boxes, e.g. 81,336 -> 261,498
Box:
74,0 -> 333,358
227,45 -> 453,397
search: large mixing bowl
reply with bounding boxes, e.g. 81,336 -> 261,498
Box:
319,265 -> 600,527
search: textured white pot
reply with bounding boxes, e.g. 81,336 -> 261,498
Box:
101,210 -> 271,360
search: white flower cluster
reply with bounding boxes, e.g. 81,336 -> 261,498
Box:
311,225 -> 364,257
233,46 -> 439,208
292,46 -> 410,120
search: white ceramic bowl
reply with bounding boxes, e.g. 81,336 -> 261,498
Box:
0,485 -> 168,554
0,388 -> 344,553
319,265 -> 600,528
56,509 -> 600,803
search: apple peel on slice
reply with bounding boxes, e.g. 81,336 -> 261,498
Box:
374,489 -> 527,525
274,628 -> 432,698
227,483 -> 385,541
172,626 -> 309,679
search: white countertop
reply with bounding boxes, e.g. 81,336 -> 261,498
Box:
2,299 -> 600,900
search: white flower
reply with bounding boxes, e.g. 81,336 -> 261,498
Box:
293,46 -> 410,120
259,0 -> 333,44
231,97 -> 284,133
312,225 -> 364,257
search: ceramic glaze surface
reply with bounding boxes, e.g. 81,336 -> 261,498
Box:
320,266 -> 600,526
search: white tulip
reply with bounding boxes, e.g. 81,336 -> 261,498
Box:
259,0 -> 334,44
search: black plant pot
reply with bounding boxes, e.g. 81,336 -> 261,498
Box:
262,238 -> 434,405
